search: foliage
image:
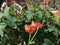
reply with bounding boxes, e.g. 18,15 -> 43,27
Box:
0,0 -> 60,45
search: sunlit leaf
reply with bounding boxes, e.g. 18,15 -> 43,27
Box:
29,41 -> 35,44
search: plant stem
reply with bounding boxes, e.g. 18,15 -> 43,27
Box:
30,28 -> 39,41
28,34 -> 31,45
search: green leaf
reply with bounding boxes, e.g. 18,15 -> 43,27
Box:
44,26 -> 58,37
2,7 -> 17,26
0,13 -> 4,18
0,29 -> 3,37
36,11 -> 43,18
44,39 -> 55,45
9,5 -> 16,16
48,26 -> 58,32
4,7 -> 9,14
48,26 -> 58,37
44,39 -> 51,43
0,38 -> 7,45
42,43 -> 48,45
25,10 -> 34,21
0,23 -> 6,37
29,41 -> 35,44
53,30 -> 58,38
